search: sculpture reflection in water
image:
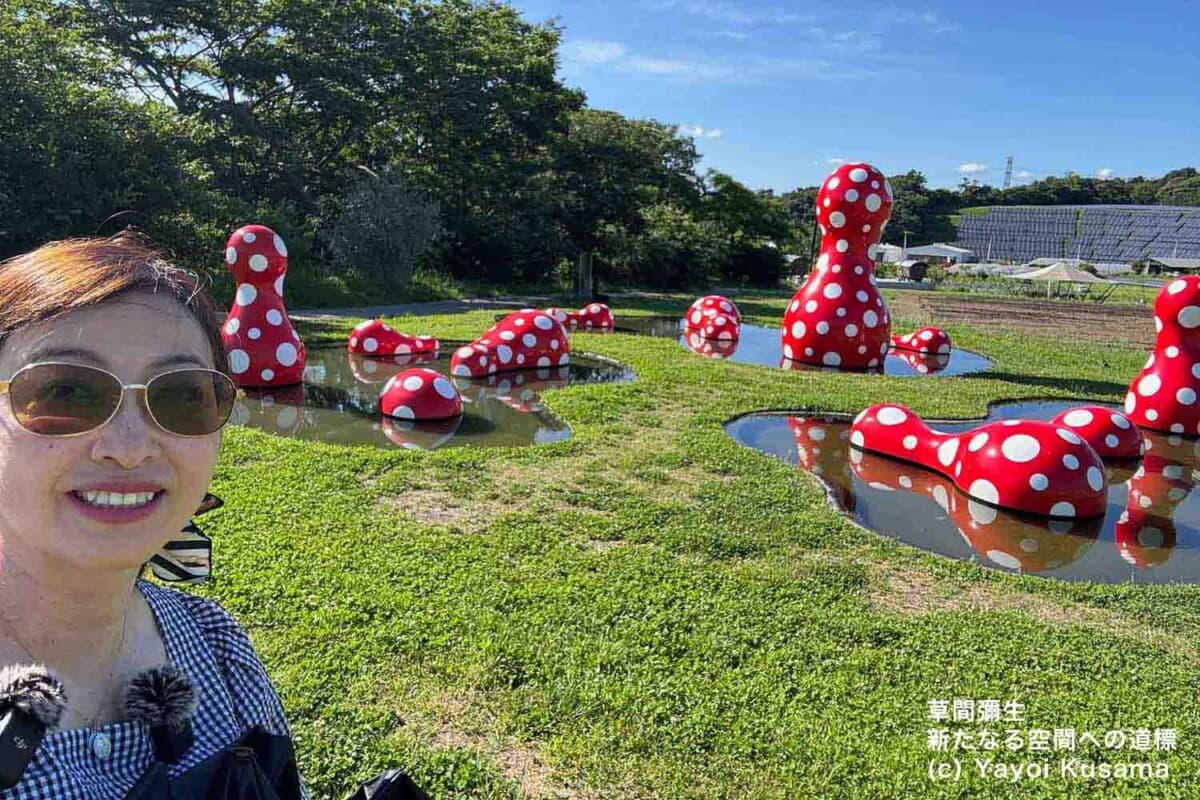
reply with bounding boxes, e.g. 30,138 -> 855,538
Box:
685,330 -> 739,359
227,346 -> 634,450
727,404 -> 1200,583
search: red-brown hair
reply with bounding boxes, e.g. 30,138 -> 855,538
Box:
0,236 -> 229,374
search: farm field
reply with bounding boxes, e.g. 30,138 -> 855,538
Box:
199,291 -> 1200,799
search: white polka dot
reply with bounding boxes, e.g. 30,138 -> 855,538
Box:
1180,307 -> 1200,328
783,344 -> 794,359
537,356 -> 551,367
1050,501 -> 1075,518
867,245 -> 879,260
1062,454 -> 1079,470
393,405 -> 415,420
790,300 -> 800,312
824,283 -> 843,299
401,375 -> 424,392
273,234 -> 287,257
1062,409 -> 1093,428
1147,409 -> 1159,421
863,310 -> 878,328
225,247 -> 237,265
903,435 -> 917,450
522,333 -> 537,348
249,254 -> 269,272
1167,346 -> 1180,358
263,309 -> 282,326
248,327 -> 261,340
845,324 -> 859,337
497,345 -> 513,364
363,336 -> 377,352
865,194 -> 882,212
276,342 -> 298,367
1104,434 -> 1119,449
1193,364 -> 1200,380
274,275 -> 285,296
968,433 -> 988,452
455,346 -> 473,358
1029,473 -> 1049,491
1111,413 -> 1130,429
845,189 -> 859,202
969,479 -> 999,505
937,438 -> 959,466
816,321 -> 830,334
1086,466 -> 1104,492
822,352 -> 841,366
856,290 -> 868,302
261,369 -> 274,381
805,300 -> 818,313
1138,374 -> 1162,396
1179,387 -> 1197,405
1124,392 -> 1136,413
827,176 -> 840,190
851,430 -> 865,447
225,318 -> 241,335
452,364 -> 472,377
877,407 -> 908,426
434,377 -> 457,400
836,307 -> 846,317
1001,434 -> 1040,463
791,321 -> 806,339
1169,279 -> 1188,295
235,284 -> 257,307
849,167 -> 868,182
836,240 -> 849,253
229,349 -> 249,374
534,315 -> 553,330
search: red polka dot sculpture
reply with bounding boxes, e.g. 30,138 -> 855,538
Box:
379,368 -> 463,420
454,366 -> 570,413
889,349 -> 950,375
221,225 -> 306,387
891,327 -> 951,355
348,320 -> 438,359
849,446 -> 1098,572
1050,406 -> 1144,459
849,404 -> 1108,518
450,310 -> 570,378
547,304 -> 615,330
782,163 -> 893,368
380,416 -> 463,451
686,296 -> 741,340
1124,276 -> 1200,434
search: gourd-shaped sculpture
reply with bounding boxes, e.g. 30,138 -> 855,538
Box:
1124,276 -> 1200,434
221,225 -> 306,387
781,163 -> 893,368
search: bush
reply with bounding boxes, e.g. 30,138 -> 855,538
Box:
722,240 -> 785,287
323,169 -> 442,291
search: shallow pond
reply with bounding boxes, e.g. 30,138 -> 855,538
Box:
231,345 -> 634,450
725,400 -> 1200,583
616,316 -> 994,376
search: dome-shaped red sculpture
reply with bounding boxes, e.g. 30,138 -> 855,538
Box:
891,326 -> 951,355
849,446 -> 1099,572
686,296 -> 742,339
781,163 -> 893,368
849,404 -> 1107,518
547,303 -> 615,330
1125,276 -> 1200,434
221,225 -> 306,387
1050,406 -> 1144,459
450,310 -> 570,378
379,367 -> 463,420
348,319 -> 438,358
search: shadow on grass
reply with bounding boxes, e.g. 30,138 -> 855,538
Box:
983,370 -> 1129,397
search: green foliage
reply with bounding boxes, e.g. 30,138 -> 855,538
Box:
324,169 -> 442,291
598,204 -> 727,289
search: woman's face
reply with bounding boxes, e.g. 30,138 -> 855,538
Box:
0,291 -> 222,574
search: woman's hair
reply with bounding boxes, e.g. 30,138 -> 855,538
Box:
0,235 -> 229,374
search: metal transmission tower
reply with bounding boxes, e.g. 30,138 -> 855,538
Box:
1002,155 -> 1014,190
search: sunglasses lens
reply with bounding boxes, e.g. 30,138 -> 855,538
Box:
147,371 -> 237,436
9,363 -> 122,435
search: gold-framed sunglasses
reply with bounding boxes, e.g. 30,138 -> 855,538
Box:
0,361 -> 244,437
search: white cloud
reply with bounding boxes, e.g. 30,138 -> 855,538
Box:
679,124 -> 724,139
1097,167 -> 1115,179
958,162 -> 989,174
826,157 -> 845,165
561,40 -> 628,65
656,0 -> 807,26
1015,170 -> 1032,179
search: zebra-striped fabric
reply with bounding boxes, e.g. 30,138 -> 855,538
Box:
147,493 -> 223,584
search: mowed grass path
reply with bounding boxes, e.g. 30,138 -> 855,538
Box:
193,292 -> 1200,799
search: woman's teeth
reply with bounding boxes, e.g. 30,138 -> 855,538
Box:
75,491 -> 157,507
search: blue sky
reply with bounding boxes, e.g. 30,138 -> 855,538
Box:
509,1 -> 1200,193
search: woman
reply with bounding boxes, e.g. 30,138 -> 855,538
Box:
0,236 -> 305,798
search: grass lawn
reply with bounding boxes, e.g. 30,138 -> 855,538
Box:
191,292 -> 1200,799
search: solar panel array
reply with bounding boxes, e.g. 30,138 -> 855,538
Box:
954,205 -> 1200,263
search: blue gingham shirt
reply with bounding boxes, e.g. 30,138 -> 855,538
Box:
2,580 -> 307,799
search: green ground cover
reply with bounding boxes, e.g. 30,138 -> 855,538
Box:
192,293 -> 1200,799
